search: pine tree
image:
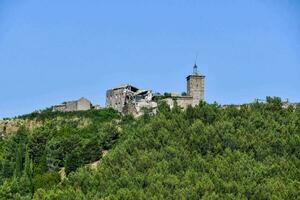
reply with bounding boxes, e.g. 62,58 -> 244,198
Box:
14,144 -> 23,178
24,145 -> 34,195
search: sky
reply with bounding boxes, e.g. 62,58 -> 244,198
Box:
0,0 -> 299,118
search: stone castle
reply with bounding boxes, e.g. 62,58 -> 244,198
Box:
106,64 -> 205,115
41,64 -> 204,115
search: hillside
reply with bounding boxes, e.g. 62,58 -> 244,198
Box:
0,98 -> 299,199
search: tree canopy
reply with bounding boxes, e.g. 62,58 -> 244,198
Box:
0,98 -> 299,199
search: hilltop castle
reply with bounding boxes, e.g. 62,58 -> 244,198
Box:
106,64 -> 205,115
48,64 -> 205,115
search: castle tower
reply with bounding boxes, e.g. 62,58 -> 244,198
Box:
186,63 -> 205,106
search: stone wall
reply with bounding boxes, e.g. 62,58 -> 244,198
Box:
52,97 -> 92,112
106,85 -> 157,116
77,98 -> 92,111
164,96 -> 193,109
106,88 -> 127,113
176,96 -> 194,109
65,101 -> 78,112
53,105 -> 66,112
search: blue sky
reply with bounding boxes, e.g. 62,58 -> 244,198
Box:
0,0 -> 299,118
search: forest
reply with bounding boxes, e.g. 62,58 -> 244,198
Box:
0,97 -> 299,199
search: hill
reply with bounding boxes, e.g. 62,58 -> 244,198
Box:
0,98 -> 299,199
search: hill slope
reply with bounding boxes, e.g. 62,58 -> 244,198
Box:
1,98 -> 300,199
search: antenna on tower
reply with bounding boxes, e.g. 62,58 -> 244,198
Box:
193,53 -> 199,75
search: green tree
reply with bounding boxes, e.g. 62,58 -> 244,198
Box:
32,171 -> 60,191
64,150 -> 84,175
24,145 -> 34,195
14,144 -> 23,178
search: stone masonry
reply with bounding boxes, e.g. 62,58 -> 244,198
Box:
52,97 -> 92,112
187,67 -> 205,106
106,64 -> 205,114
106,84 -> 157,116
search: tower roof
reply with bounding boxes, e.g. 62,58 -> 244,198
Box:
193,63 -> 198,75
187,63 -> 204,78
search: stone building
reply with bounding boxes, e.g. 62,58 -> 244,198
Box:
165,63 -> 205,109
187,64 -> 205,106
164,95 -> 194,109
106,64 -> 205,115
106,84 -> 157,115
52,97 -> 92,112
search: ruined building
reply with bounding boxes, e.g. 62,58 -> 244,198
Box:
106,85 -> 157,115
52,97 -> 92,112
106,64 -> 205,115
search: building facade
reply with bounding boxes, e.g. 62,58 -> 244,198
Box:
106,84 -> 157,115
52,97 -> 92,112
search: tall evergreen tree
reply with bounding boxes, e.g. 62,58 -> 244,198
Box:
24,145 -> 34,195
14,144 -> 23,178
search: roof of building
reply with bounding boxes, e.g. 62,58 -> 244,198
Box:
135,89 -> 152,95
53,104 -> 66,107
111,84 -> 139,91
187,63 -> 205,78
77,97 -> 91,102
55,97 -> 91,107
186,74 -> 205,79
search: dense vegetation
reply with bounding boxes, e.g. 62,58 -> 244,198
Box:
0,98 -> 299,199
